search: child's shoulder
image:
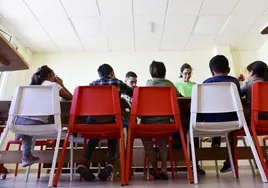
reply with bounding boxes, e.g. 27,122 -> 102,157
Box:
204,75 -> 238,83
146,78 -> 173,86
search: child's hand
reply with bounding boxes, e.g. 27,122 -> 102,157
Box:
55,77 -> 63,86
238,74 -> 245,82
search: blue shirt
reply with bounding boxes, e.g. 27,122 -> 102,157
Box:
197,75 -> 241,122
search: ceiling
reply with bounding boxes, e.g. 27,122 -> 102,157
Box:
0,0 -> 268,52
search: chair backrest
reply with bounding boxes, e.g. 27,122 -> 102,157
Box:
251,82 -> 268,112
9,85 -> 61,117
190,82 -> 244,132
131,87 -> 179,116
191,82 -> 242,114
70,86 -> 121,116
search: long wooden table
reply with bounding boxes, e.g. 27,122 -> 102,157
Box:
0,99 -> 266,166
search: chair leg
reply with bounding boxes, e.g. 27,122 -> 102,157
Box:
48,130 -> 62,188
25,138 -> 37,182
187,133 -> 190,160
199,138 -> 203,168
125,130 -> 132,185
242,137 -> 255,176
225,133 -> 236,178
189,129 -> 197,184
215,160 -> 219,177
143,154 -> 147,174
15,143 -> 22,177
25,166 -> 31,182
120,132 -> 126,186
168,138 -> 175,179
98,142 -> 101,174
37,144 -> 44,179
232,134 -> 239,178
244,125 -> 268,183
53,130 -> 71,187
70,136 -> 74,182
180,128 -> 194,183
74,142 -> 78,177
129,138 -> 134,181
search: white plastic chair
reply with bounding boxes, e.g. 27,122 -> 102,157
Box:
188,82 -> 267,184
0,85 -> 62,187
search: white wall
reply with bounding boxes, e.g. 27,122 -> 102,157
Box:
258,40 -> 268,62
31,51 -> 214,92
232,50 -> 259,75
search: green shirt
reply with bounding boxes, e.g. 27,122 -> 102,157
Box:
174,81 -> 195,97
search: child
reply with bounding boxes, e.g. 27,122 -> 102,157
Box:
15,65 -> 73,167
240,61 -> 268,104
201,55 -> 241,173
174,63 -> 196,97
141,61 -> 179,180
76,64 -> 133,182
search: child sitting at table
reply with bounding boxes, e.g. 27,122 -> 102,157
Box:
141,61 -> 180,180
239,61 -> 268,105
200,55 -> 241,173
76,64 -> 133,182
15,65 -> 73,167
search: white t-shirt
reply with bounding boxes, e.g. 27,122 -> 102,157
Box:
26,80 -> 62,123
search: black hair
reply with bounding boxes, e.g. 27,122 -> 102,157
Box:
180,63 -> 192,78
149,61 -> 166,78
30,65 -> 53,85
97,64 -> 114,78
209,55 -> 230,74
125,71 -> 137,78
247,61 -> 268,81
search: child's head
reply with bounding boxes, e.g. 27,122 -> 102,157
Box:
246,61 -> 268,81
97,64 -> 115,78
30,65 -> 55,85
209,55 -> 230,76
149,61 -> 166,79
180,63 -> 192,82
125,71 -> 137,88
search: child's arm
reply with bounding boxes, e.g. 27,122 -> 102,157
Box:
55,77 -> 73,101
240,81 -> 249,98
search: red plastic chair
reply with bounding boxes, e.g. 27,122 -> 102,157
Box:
233,82 -> 268,181
53,86 -> 125,186
125,87 -> 193,184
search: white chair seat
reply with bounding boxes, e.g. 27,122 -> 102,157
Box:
192,130 -> 233,137
195,121 -> 238,132
14,124 -> 58,136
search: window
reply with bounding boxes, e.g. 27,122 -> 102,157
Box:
0,72 -> 8,99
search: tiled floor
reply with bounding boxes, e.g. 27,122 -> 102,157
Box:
1,170 -> 268,188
